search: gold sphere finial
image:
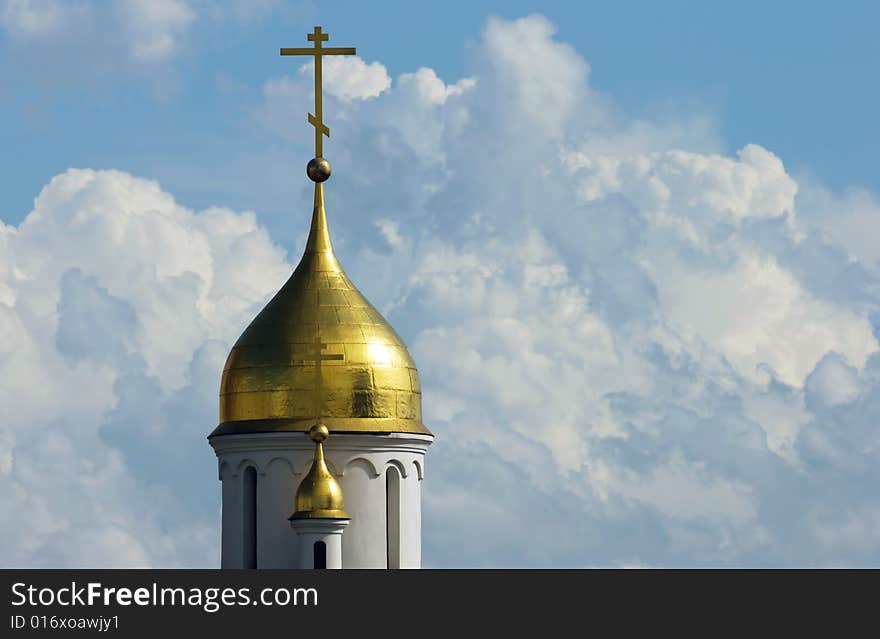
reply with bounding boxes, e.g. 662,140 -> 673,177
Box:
307,157 -> 332,182
309,423 -> 329,443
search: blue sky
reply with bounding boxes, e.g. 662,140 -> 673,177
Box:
3,1 -> 878,231
2,1 -> 880,567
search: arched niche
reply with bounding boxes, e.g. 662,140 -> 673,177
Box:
386,465 -> 401,570
235,458 -> 261,477
242,466 -> 258,569
385,458 -> 408,478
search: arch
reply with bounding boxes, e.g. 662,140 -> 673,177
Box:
412,459 -> 424,480
386,465 -> 401,570
218,460 -> 231,481
242,466 -> 258,569
235,458 -> 260,477
341,457 -> 380,478
313,541 -> 327,570
265,456 -> 297,476
384,458 -> 408,478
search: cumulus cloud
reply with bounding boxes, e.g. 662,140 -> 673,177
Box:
563,144 -> 798,223
796,182 -> 880,269
2,14 -> 880,567
397,68 -> 477,105
0,169 -> 291,566
121,0 -> 195,61
298,56 -> 392,102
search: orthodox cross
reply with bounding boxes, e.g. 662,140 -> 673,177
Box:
280,26 -> 356,158
299,335 -> 344,423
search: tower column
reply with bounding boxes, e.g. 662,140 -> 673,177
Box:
290,519 -> 349,569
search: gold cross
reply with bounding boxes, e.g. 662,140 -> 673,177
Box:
297,336 -> 344,423
280,26 -> 356,158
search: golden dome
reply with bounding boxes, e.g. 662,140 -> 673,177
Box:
211,183 -> 430,437
290,424 -> 349,520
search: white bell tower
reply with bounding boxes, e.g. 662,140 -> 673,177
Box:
209,427 -> 431,569
208,26 -> 433,570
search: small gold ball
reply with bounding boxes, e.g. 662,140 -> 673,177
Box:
309,423 -> 329,443
307,157 -> 332,182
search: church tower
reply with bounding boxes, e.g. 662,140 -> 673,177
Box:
207,27 -> 433,569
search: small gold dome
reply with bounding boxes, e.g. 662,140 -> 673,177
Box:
291,424 -> 349,520
211,183 -> 431,437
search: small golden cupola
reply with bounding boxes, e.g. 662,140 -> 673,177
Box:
290,424 -> 349,520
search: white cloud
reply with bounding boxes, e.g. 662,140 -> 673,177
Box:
298,56 -> 391,102
0,0 -> 68,34
481,14 -> 596,141
613,449 -> 758,526
262,59 -> 476,161
647,248 -> 877,387
805,352 -> 862,407
397,68 -> 477,105
121,0 -> 195,61
1,0 -> 195,62
564,144 -> 798,223
796,181 -> 880,268
0,169 -> 290,566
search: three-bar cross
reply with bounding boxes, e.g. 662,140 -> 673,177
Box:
280,26 -> 356,157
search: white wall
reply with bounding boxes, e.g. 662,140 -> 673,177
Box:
210,431 -> 432,569
259,458 -> 299,568
339,459 -> 385,568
